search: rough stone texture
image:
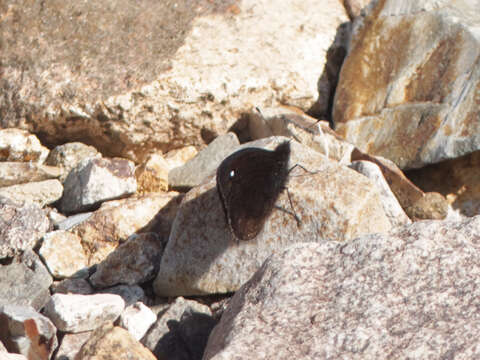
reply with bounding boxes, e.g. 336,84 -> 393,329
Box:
205,216 -> 480,359
343,0 -> 372,19
349,160 -> 411,227
59,157 -> 137,214
154,137 -> 392,296
0,341 -> 6,352
406,150 -> 480,217
142,297 -> 213,360
75,322 -> 156,360
0,250 -> 53,310
39,231 -> 88,279
0,129 -> 49,163
351,148 -> 425,213
97,285 -> 146,307
0,198 -> 50,258
119,302 -> 157,341
90,232 -> 165,288
248,106 -> 354,164
0,0 -> 348,162
333,0 -> 480,169
70,192 -> 180,265
54,331 -> 91,360
0,179 -> 63,208
0,305 -> 57,360
135,153 -> 170,193
43,294 -> 125,333
56,212 -> 93,231
45,142 -> 101,183
168,133 -> 240,189
164,146 -> 198,170
0,162 -> 62,187
51,278 -> 93,296
405,192 -> 449,220
0,354 -> 28,360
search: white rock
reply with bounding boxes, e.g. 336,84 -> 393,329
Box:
0,129 -> 49,163
0,179 -> 63,208
119,302 -> 157,340
43,293 -> 125,332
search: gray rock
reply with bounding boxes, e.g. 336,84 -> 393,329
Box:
0,305 -> 57,360
59,157 -> 137,214
0,197 -> 50,258
0,162 -> 62,187
45,142 -> 101,183
349,160 -> 411,227
51,278 -> 93,295
0,179 -> 63,208
204,216 -> 480,359
39,231 -> 88,279
0,129 -> 49,163
0,250 -> 53,310
142,297 -> 214,360
55,212 -> 93,231
90,232 -> 164,288
169,133 -> 240,189
119,302 -> 157,340
43,293 -> 125,332
334,0 -> 480,169
154,137 -> 392,296
98,285 -> 146,307
54,331 -> 91,360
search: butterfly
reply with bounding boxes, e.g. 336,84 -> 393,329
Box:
216,141 -> 291,240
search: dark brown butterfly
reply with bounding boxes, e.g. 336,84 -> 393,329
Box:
216,141 -> 291,240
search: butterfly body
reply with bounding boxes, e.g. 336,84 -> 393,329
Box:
216,141 -> 291,240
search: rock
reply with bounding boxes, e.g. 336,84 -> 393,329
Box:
90,232 -> 164,288
0,250 -> 52,310
0,162 -> 62,187
55,212 -> 93,231
168,133 -> 240,189
98,285 -> 146,307
135,153 -> 170,193
0,305 -> 57,360
0,353 -> 28,359
43,294 -> 125,332
406,150 -> 480,217
405,192 -> 449,220
45,142 -> 101,183
75,322 -> 156,360
39,231 -> 88,279
248,106 -> 354,163
142,297 -> 213,359
164,146 -> 198,170
59,157 -> 137,214
0,341 -> 6,352
343,0 -> 372,19
54,331 -> 91,360
70,192 -> 180,266
0,198 -> 50,258
204,216 -> 480,359
349,160 -> 411,227
0,179 -> 63,208
1,0 -> 348,162
45,207 -> 67,228
351,148 -> 425,212
333,0 -> 480,169
118,302 -> 157,341
0,129 -> 49,163
51,278 -> 93,295
154,137 -> 392,296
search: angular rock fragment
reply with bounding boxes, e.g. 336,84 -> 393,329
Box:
0,179 -> 63,208
0,129 -> 49,163
119,302 -> 157,340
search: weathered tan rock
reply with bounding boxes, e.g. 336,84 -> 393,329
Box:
0,162 -> 62,187
59,157 -> 137,214
75,322 -> 156,360
39,231 -> 88,279
334,0 -> 480,169
135,153 -> 169,193
407,150 -> 480,217
0,198 -> 50,258
0,179 -> 63,208
343,0 -> 372,19
0,0 -> 348,162
55,332 -> 91,360
405,192 -> 449,220
70,192 -> 181,265
164,146 -> 198,169
45,142 -> 101,182
0,129 -> 49,163
90,233 -> 164,288
0,305 -> 57,360
205,216 -> 480,359
154,137 -> 392,296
